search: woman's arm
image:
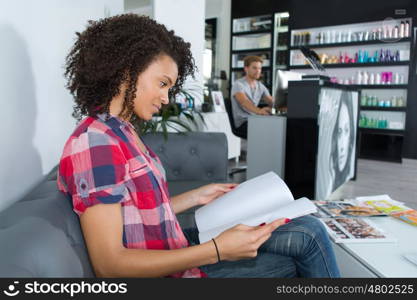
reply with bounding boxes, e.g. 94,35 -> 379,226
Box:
80,202 -> 284,277
170,183 -> 237,214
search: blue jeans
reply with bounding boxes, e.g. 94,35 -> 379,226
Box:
183,215 -> 340,278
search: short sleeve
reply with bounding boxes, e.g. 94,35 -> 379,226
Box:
231,80 -> 245,98
58,130 -> 130,215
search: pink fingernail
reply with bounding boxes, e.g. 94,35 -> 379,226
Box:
259,223 -> 266,226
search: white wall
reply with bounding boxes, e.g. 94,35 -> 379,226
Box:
152,0 -> 205,108
0,0 -> 124,211
205,0 -> 231,80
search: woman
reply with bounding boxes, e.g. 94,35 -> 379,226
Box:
330,91 -> 356,192
58,14 -> 340,278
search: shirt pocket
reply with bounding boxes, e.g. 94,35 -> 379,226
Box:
127,158 -> 151,178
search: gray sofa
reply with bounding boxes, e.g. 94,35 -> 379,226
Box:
0,132 -> 228,277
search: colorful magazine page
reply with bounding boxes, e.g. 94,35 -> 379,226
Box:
320,217 -> 396,243
314,201 -> 386,217
390,209 -> 417,226
364,200 -> 406,214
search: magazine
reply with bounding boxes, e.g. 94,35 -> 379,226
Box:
355,195 -> 407,214
314,200 -> 386,217
195,172 -> 317,243
320,217 -> 396,243
390,209 -> 417,226
355,195 -> 417,226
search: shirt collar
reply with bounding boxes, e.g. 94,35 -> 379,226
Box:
96,113 -> 135,130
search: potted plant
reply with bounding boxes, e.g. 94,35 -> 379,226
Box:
133,90 -> 205,140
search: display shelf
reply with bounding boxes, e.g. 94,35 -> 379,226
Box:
289,17 -> 413,161
358,128 -> 405,135
290,61 -> 409,69
290,37 -> 411,49
231,47 -> 271,53
232,29 -> 271,36
360,106 -> 406,112
350,84 -> 408,89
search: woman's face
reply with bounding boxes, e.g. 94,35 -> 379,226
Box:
133,54 -> 178,121
337,102 -> 351,171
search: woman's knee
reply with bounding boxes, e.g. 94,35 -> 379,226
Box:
285,215 -> 329,239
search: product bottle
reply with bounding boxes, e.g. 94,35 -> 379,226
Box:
379,48 -> 384,62
400,21 -> 405,38
405,21 -> 410,37
393,26 -> 399,39
369,72 -> 375,85
376,73 -> 381,84
363,71 -> 369,84
378,27 -> 383,40
356,71 -> 363,84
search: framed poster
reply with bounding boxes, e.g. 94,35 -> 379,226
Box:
211,91 -> 226,112
315,87 -> 359,200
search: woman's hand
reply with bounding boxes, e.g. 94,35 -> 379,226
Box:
194,183 -> 238,206
213,218 -> 288,261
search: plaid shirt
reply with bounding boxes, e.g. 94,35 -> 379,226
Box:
57,114 -> 206,278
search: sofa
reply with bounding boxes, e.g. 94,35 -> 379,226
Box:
0,132 -> 228,277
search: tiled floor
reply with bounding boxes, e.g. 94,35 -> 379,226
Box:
228,158 -> 417,210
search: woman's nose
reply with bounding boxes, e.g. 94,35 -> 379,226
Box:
160,93 -> 169,105
161,91 -> 169,104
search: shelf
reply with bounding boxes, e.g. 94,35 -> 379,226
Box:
232,47 -> 271,53
275,64 -> 288,69
351,84 -> 408,89
360,106 -> 406,112
290,61 -> 409,69
359,128 -> 405,135
290,37 -> 411,49
275,46 -> 288,51
232,29 -> 271,36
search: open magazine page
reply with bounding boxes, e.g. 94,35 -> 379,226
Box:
198,198 -> 317,243
320,217 -> 396,243
195,172 -> 294,237
314,200 -> 386,217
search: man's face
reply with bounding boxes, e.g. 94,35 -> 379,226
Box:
244,61 -> 262,80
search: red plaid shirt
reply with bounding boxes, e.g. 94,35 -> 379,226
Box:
57,114 -> 206,278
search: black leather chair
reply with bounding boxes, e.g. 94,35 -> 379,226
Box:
224,97 -> 247,175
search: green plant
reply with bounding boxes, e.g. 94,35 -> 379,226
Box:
135,90 -> 205,140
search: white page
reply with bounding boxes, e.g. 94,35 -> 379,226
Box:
198,197 -> 317,243
195,172 -> 294,234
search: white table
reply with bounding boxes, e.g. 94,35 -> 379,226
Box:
333,216 -> 417,277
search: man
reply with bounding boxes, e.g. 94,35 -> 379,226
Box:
231,56 -> 273,138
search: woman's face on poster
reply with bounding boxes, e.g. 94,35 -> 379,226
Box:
337,102 -> 350,171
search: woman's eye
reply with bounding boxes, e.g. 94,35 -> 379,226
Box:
160,81 -> 167,87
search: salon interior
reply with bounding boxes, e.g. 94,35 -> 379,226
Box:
1,0 -> 417,279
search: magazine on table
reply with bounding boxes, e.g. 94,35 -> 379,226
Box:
320,217 -> 397,243
195,172 -> 317,243
355,195 -> 417,226
313,200 -> 386,218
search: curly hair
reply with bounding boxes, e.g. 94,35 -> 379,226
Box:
64,14 -> 195,121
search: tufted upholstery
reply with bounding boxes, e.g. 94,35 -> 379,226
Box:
0,132 -> 228,277
142,132 -> 228,184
